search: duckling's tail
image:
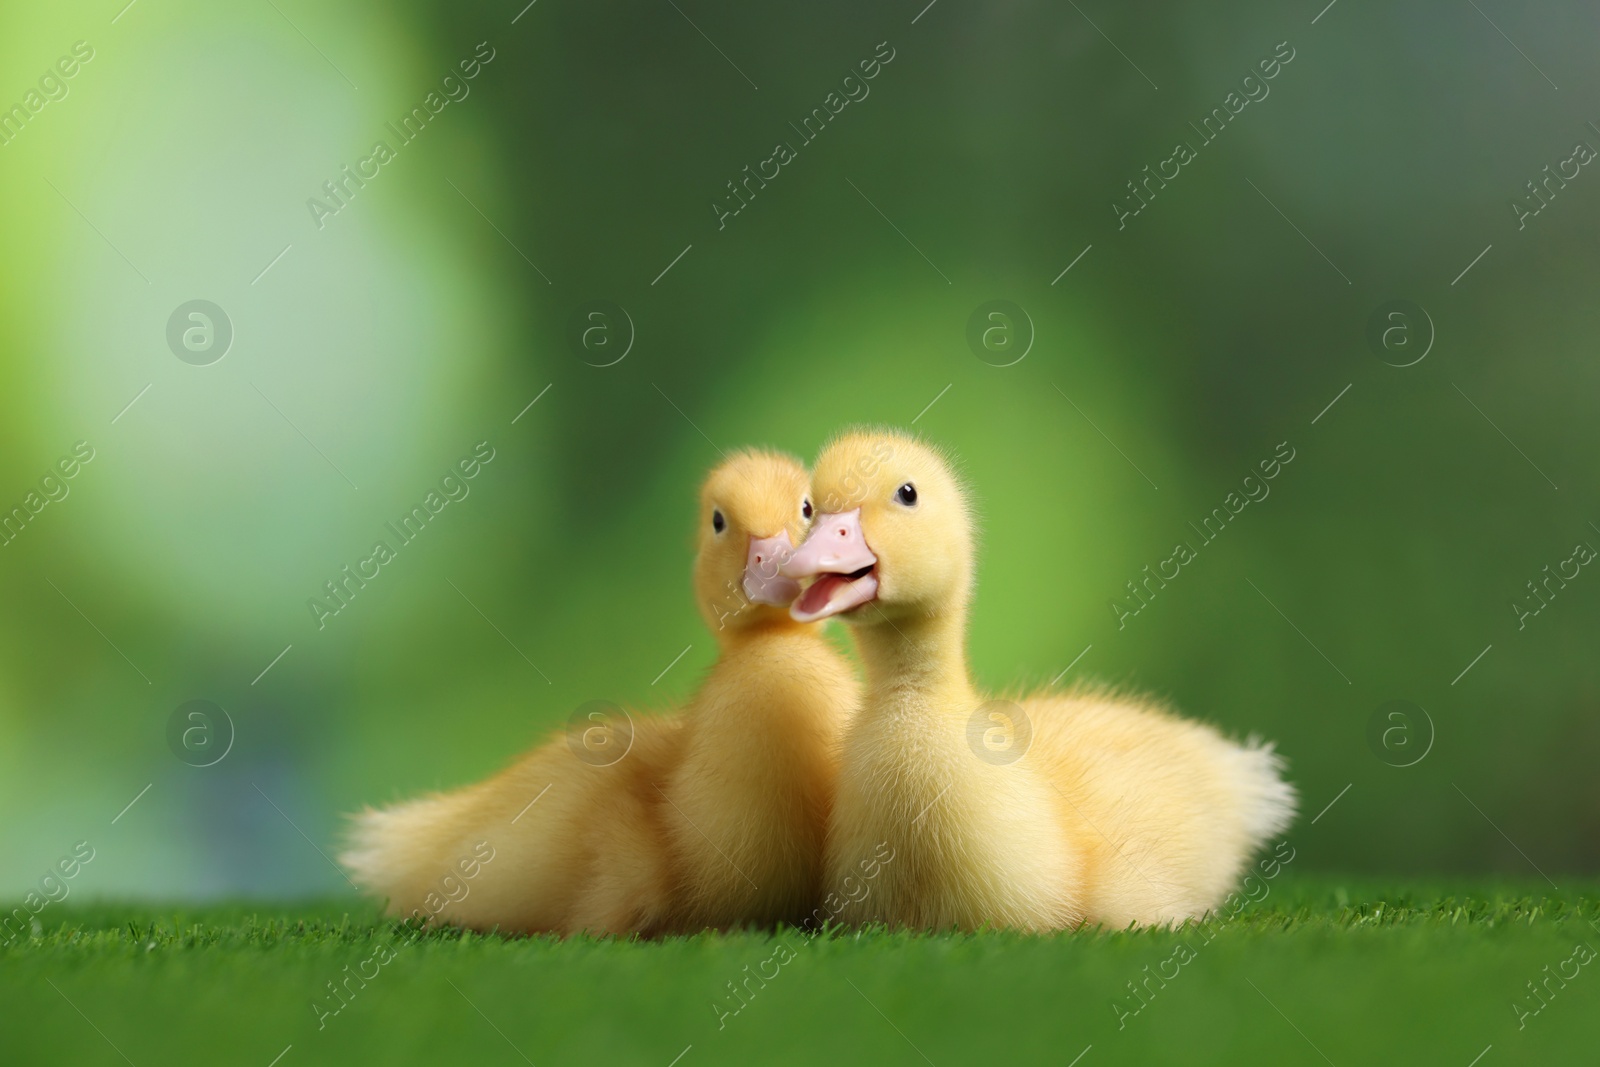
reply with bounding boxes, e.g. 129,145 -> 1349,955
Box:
339,789 -> 479,913
1224,736 -> 1298,849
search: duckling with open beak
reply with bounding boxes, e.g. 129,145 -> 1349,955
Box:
780,508 -> 879,621
783,427 -> 1296,932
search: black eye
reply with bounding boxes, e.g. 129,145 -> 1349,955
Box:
895,483 -> 917,506
802,499 -> 813,520
712,509 -> 726,533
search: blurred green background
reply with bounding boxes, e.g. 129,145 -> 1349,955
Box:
1,0 -> 1596,905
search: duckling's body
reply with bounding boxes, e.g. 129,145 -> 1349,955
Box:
786,430 -> 1295,931
829,656 -> 1291,930
341,452 -> 857,935
345,713 -> 684,934
826,628 -> 1078,930
1014,688 -> 1292,927
657,623 -> 854,929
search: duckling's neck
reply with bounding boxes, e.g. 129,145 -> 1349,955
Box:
853,607 -> 975,712
711,612 -> 808,649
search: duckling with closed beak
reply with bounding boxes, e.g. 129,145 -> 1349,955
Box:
342,450 -> 859,935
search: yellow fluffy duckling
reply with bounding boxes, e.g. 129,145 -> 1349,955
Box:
340,450 -> 858,935
780,429 -> 1295,931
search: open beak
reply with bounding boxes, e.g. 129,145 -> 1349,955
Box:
742,532 -> 802,606
779,509 -> 879,622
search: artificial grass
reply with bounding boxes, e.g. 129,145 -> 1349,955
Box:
5,877 -> 1599,1066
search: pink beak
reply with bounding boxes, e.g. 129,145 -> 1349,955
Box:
779,509 -> 880,622
742,532 -> 802,606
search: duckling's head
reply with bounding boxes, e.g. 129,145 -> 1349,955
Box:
693,449 -> 817,635
781,429 -> 973,625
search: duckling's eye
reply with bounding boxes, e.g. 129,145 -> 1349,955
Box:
712,509 -> 726,533
802,498 -> 813,520
895,482 -> 918,507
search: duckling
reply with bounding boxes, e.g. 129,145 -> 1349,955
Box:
780,429 -> 1295,931
340,450 -> 858,935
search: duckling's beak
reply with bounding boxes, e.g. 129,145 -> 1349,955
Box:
742,532 -> 803,606
780,509 -> 879,622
